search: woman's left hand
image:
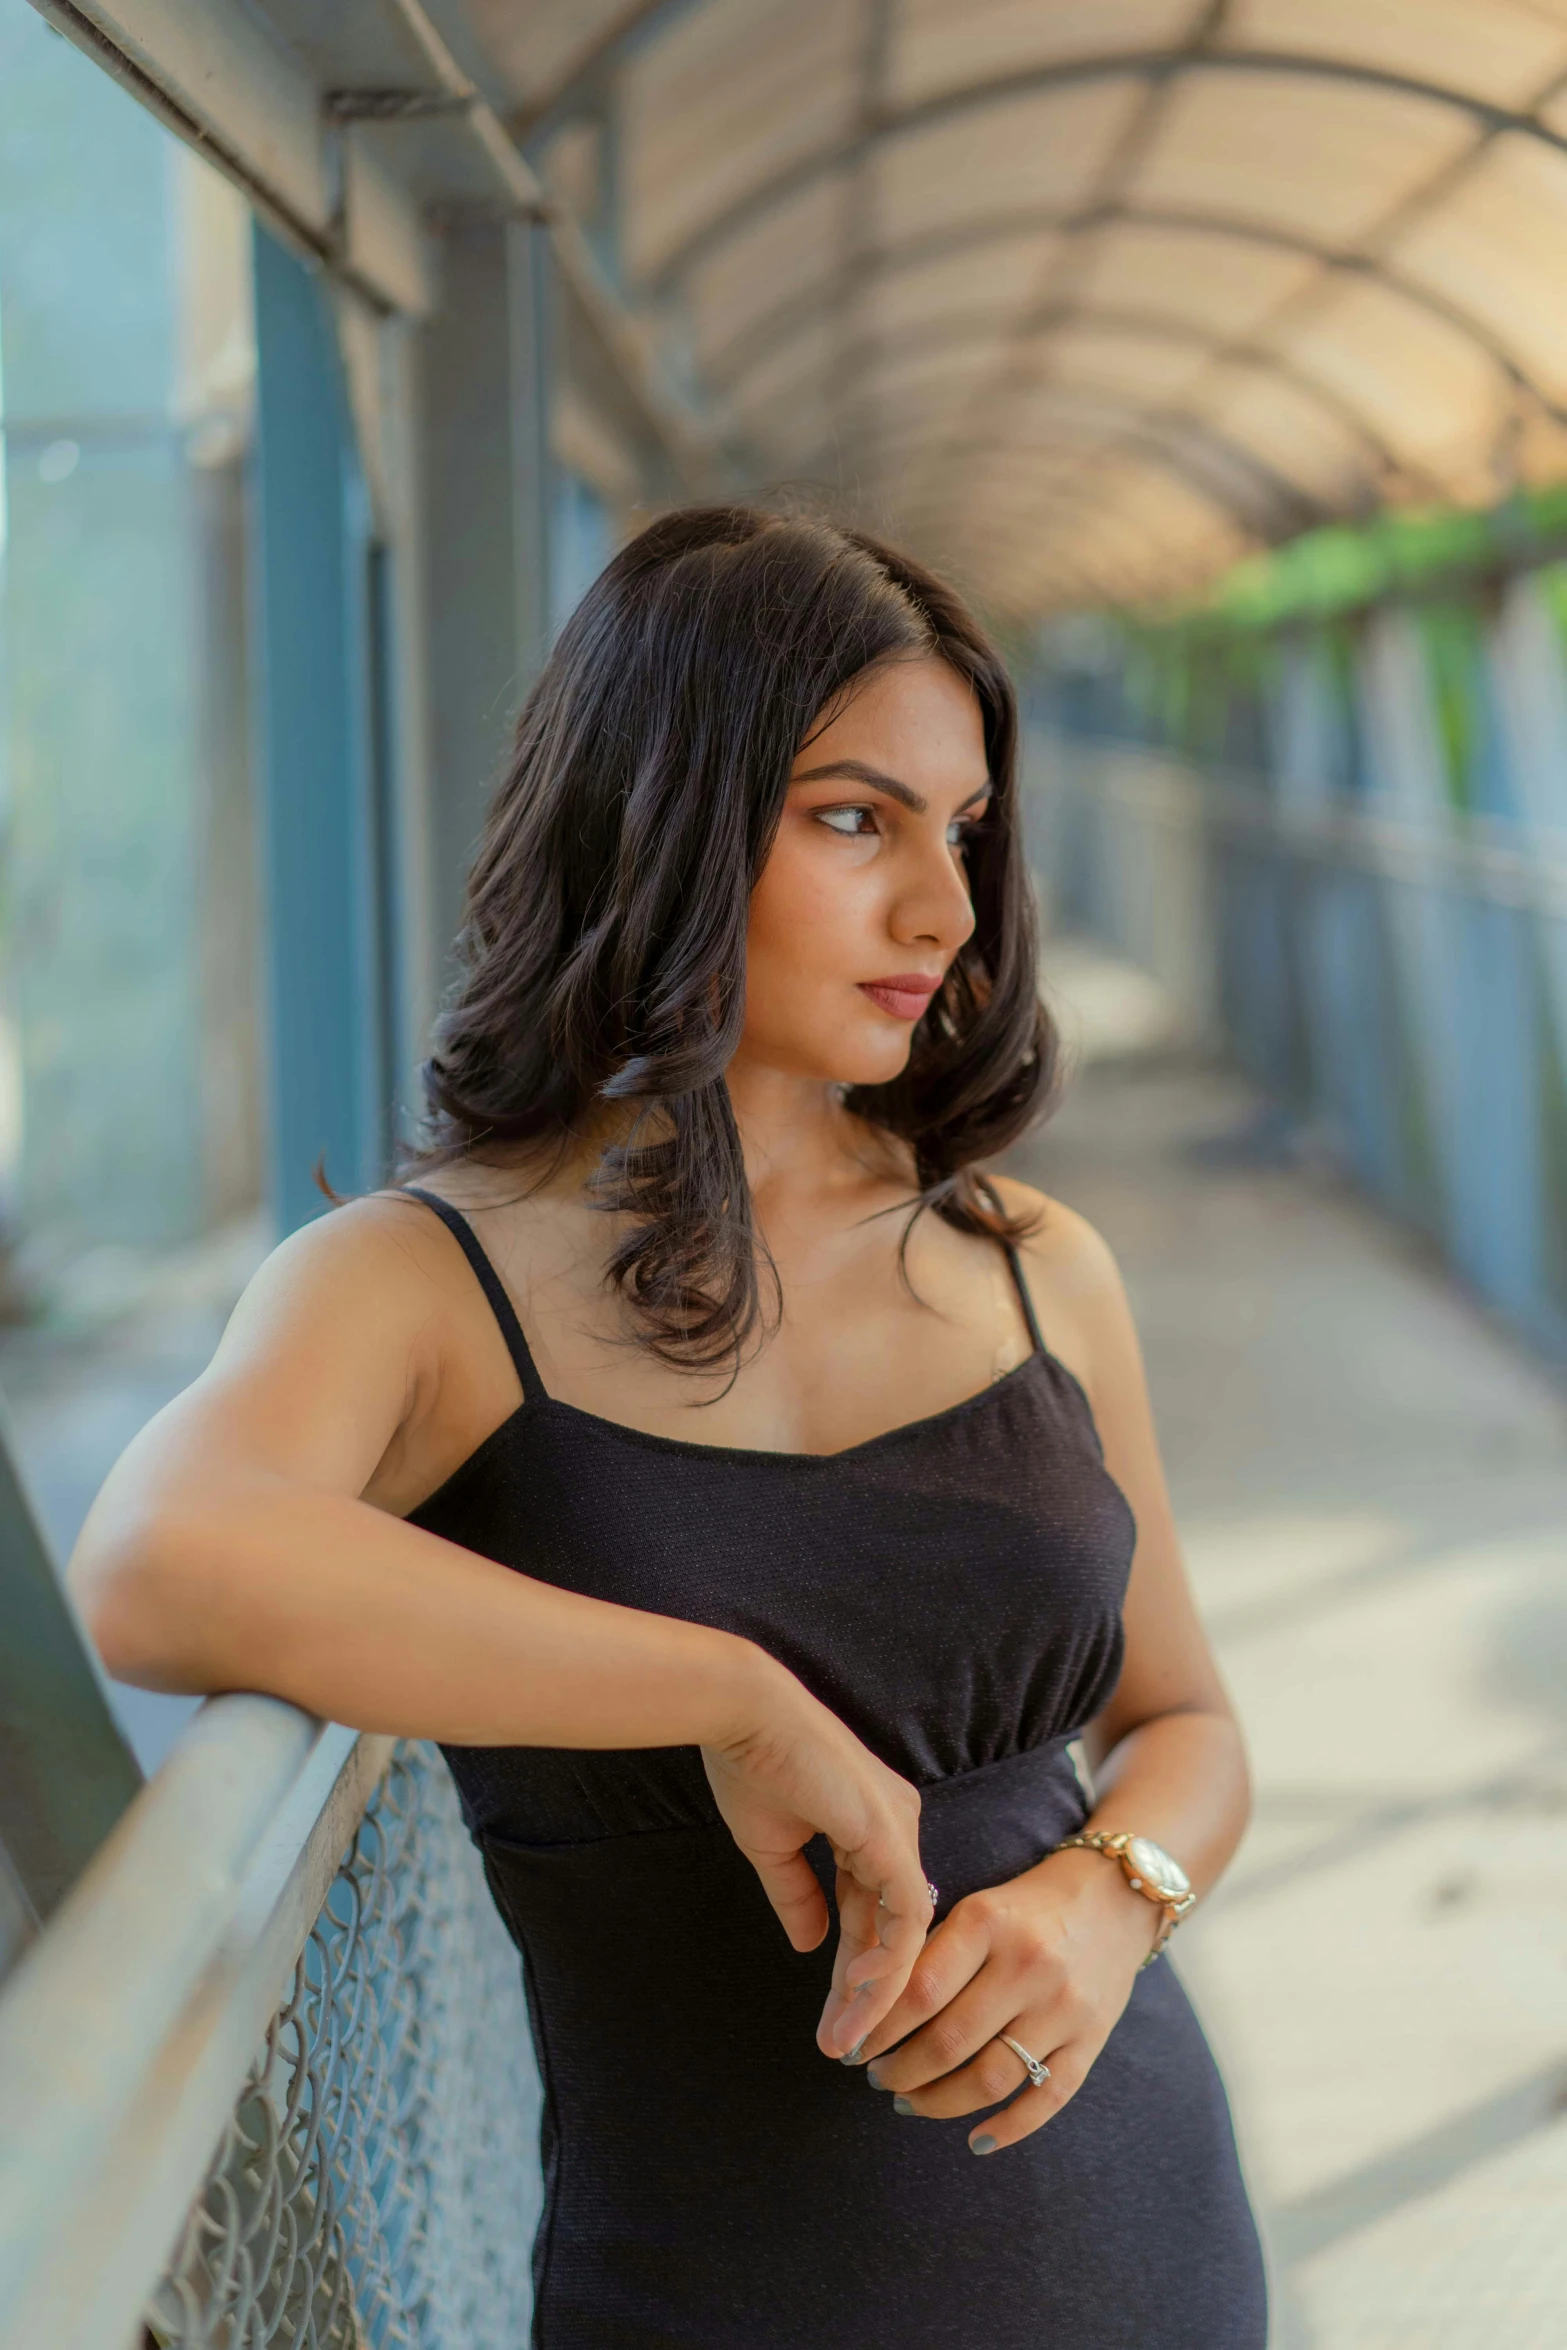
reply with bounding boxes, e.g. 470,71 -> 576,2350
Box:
847,1846 -> 1164,2155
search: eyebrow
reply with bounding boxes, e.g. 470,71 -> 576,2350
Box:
790,758 -> 992,816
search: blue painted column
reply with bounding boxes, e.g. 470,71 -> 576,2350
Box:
250,229 -> 396,1231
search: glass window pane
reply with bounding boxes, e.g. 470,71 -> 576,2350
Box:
0,0 -> 267,1767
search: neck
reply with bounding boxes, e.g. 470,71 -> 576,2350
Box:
723,1054 -> 908,1223
556,1060 -> 909,1229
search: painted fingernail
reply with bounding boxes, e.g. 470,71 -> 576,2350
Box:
839,2039 -> 867,2066
865,2065 -> 887,2089
971,2133 -> 998,2157
892,2096 -> 917,2116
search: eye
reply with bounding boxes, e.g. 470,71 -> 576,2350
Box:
946,809 -> 988,847
815,803 -> 878,837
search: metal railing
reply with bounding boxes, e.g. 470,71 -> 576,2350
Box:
0,1697 -> 540,2349
1028,729 -> 1567,1362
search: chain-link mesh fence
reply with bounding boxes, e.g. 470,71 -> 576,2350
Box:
145,1743 -> 541,2349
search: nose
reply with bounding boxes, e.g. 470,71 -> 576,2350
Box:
890,824 -> 979,955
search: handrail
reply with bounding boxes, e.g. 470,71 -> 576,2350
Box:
0,1692 -> 392,2350
1045,732 -> 1567,917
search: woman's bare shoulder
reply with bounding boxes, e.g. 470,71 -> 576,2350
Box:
201,1192 -> 484,1390
983,1175 -> 1143,1418
260,1164 -> 566,1284
247,1186 -> 468,1294
983,1174 -> 1125,1305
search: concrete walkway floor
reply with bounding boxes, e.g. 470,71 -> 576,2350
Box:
1013,1051 -> 1567,2350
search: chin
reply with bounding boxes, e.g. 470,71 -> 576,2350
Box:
742,1006 -> 917,1088
823,1024 -> 917,1089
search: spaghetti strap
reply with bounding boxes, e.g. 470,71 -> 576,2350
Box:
400,1186 -> 549,1406
1003,1242 -> 1047,1358
975,1175 -> 1047,1358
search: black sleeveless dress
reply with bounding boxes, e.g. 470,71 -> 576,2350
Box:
404,1191 -> 1267,2349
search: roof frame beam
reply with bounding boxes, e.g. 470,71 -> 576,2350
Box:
905,461 -> 1245,611
916,393 -> 1364,607
642,44 -> 1567,295
736,300 -> 1414,499
702,200 -> 1556,426
511,0 -> 699,141
29,0 -> 738,494
891,1 -> 1230,528
790,399 -> 1332,541
1007,421 -> 1292,543
893,40 -> 1567,550
381,0 -> 736,491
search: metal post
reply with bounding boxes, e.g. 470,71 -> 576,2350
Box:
1357,605 -> 1543,1322
416,214 -> 556,978
511,215 -> 559,695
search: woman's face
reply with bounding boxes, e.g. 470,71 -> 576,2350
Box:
741,655 -> 990,1089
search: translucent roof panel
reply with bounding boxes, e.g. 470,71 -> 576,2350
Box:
1131,73 -> 1475,246
857,234 -> 1054,346
1389,137 -> 1567,401
617,0 -> 860,285
462,0 -> 1567,613
889,0 -> 1201,111
1278,281 -> 1509,477
1075,226 -> 1323,342
683,175 -> 850,378
869,83 -> 1149,246
1220,0 -> 1567,109
1201,366 -> 1383,505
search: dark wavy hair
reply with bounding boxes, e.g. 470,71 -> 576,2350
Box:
411,505 -> 1058,1369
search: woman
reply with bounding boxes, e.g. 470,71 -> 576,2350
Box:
73,507 -> 1266,2347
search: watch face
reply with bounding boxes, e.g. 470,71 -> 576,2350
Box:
1126,1837 -> 1190,1901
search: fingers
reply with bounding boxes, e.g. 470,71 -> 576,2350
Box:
849,1908 -> 990,2065
871,1996 -> 1092,2144
865,1970 -> 1040,2115
748,1847 -> 830,1953
893,2032 -> 1039,2121
815,1827 -> 934,2056
965,2035 -> 1091,2155
815,1875 -> 885,2053
862,1953 -> 1103,2148
853,1895 -> 1092,2140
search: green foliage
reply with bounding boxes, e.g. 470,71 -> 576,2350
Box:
1082,484 -> 1567,779
1140,485 -> 1567,646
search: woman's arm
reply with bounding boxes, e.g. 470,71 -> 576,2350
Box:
839,1193 -> 1250,2141
68,1199 -> 932,2050
1057,1198 -> 1250,1896
70,1199 -> 742,1744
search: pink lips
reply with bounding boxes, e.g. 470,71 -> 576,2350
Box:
857,973 -> 942,1022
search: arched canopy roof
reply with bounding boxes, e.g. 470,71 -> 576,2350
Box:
464,0 -> 1567,617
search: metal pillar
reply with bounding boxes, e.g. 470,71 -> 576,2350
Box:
1359,608 -> 1543,1320
417,216 -> 557,973
250,227 -> 400,1229
1488,575 -> 1567,1351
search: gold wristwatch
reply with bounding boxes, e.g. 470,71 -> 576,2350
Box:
1053,1830 -> 1196,1966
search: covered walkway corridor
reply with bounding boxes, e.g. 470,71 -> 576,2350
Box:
1,4 -> 1565,2345
1023,972 -> 1567,2346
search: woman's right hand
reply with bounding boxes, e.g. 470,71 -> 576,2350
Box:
701,1658 -> 932,2058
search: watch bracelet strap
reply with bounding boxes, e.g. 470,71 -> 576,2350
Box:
1052,1831 -> 1194,1968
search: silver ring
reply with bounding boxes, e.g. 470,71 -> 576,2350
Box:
997,2033 -> 1052,2091
925,1878 -> 940,1907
